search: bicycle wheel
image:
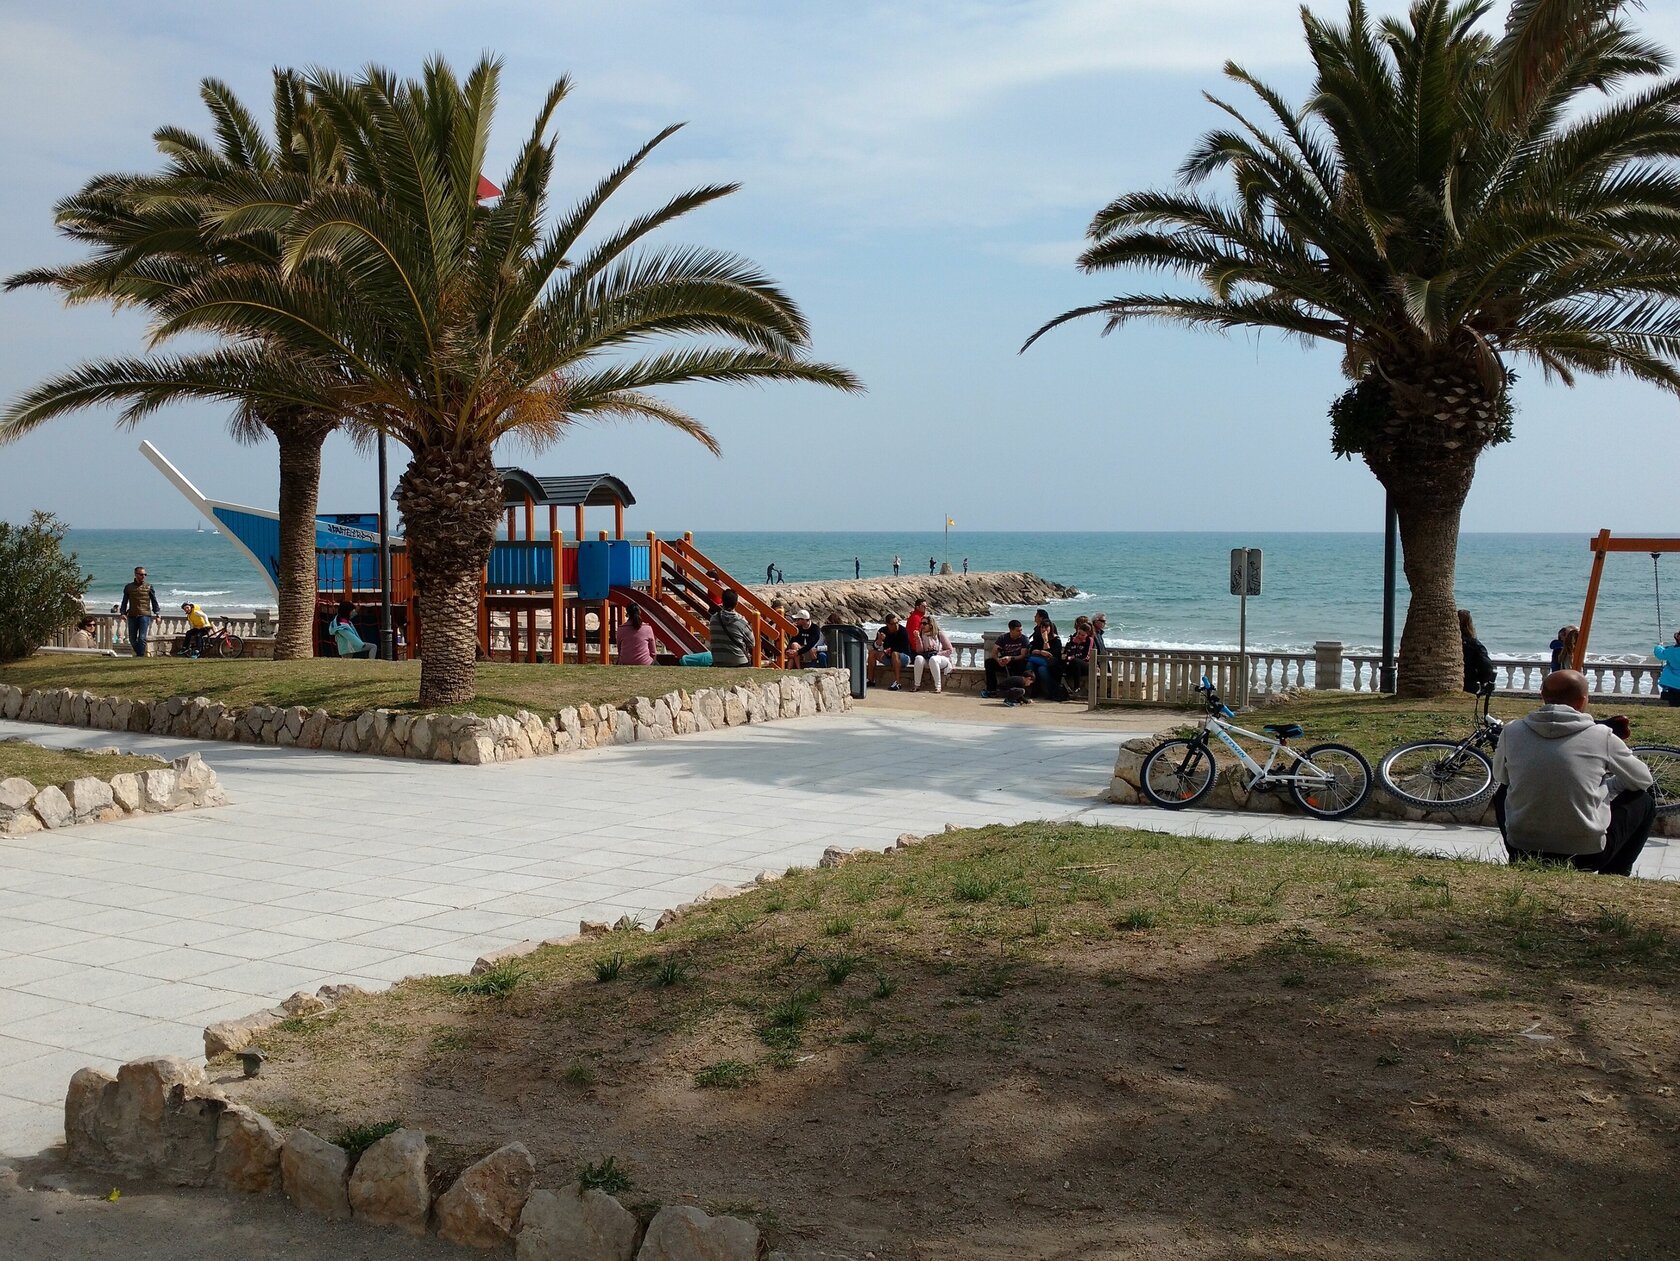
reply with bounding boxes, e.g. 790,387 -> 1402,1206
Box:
1290,743 -> 1373,820
221,634 -> 245,660
1139,739 -> 1217,809
1630,745 -> 1680,817
1378,740 -> 1495,811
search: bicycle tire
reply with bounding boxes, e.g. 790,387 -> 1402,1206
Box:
1378,740 -> 1496,811
221,634 -> 245,660
1290,743 -> 1373,820
1139,739 -> 1217,809
1630,744 -> 1680,817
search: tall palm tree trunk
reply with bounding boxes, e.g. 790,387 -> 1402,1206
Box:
395,443 -> 504,706
270,413 -> 335,660
1366,363 -> 1495,697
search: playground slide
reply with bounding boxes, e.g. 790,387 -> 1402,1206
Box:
608,586 -> 705,656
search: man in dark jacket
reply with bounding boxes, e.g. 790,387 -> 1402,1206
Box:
708,590 -> 754,666
870,614 -> 913,690
119,566 -> 159,657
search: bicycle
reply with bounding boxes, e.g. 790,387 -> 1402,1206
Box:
1378,685 -> 1680,817
1138,678 -> 1373,819
172,618 -> 245,660
1377,684 -> 1502,811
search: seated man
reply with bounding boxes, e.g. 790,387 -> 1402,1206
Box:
982,619 -> 1034,702
1491,670 -> 1655,876
870,613 -> 914,691
327,601 -> 378,659
785,609 -> 828,669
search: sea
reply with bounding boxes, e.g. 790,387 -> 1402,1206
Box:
65,528 -> 1670,664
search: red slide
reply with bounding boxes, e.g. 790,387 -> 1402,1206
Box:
608,586 -> 705,656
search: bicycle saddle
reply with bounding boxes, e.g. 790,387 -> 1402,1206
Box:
1262,723 -> 1304,739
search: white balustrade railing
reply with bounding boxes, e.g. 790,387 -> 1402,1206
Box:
51,610 -> 274,655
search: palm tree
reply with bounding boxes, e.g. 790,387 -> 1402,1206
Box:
156,56 -> 860,705
3,71 -> 347,659
1027,0 -> 1680,695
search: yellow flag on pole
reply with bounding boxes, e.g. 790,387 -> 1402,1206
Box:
946,517 -> 955,527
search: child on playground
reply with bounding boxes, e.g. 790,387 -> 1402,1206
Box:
1654,630 -> 1680,706
328,602 -> 378,659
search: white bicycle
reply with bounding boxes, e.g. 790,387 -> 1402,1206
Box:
1139,677 -> 1373,820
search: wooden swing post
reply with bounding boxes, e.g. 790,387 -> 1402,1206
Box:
1575,530 -> 1680,669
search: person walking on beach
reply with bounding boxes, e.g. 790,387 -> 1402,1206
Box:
708,590 -> 754,666
119,566 -> 158,657
1459,609 -> 1496,694
892,555 -> 901,576
1492,670 -> 1655,875
766,563 -> 775,584
854,557 -> 860,580
928,556 -> 936,574
1550,625 -> 1580,673
962,557 -> 968,574
1653,630 -> 1680,706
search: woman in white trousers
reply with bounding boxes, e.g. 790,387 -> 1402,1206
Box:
913,617 -> 956,692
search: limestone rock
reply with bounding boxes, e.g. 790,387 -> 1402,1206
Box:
64,1057 -> 225,1185
108,773 -> 142,812
281,1128 -> 351,1220
65,776 -> 116,822
470,941 -> 538,974
204,1008 -> 282,1059
348,1127 -> 430,1234
279,991 -> 330,1018
0,777 -> 34,811
63,1067 -> 115,1166
316,982 -> 370,1004
139,768 -> 177,811
636,1205 -> 760,1261
820,846 -> 861,869
436,1141 -> 537,1248
31,785 -> 73,829
580,920 -> 611,938
213,1103 -> 284,1193
518,1186 -> 639,1261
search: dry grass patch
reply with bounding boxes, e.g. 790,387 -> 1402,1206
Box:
0,737 -> 161,788
224,824 -> 1680,1260
0,657 -> 782,720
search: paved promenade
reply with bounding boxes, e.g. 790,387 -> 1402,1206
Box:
1,709 -> 1671,1159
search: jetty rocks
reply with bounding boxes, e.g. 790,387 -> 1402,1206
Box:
748,570 -> 1079,624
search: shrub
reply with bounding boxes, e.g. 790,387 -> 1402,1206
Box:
334,1120 -> 402,1161
0,512 -> 89,663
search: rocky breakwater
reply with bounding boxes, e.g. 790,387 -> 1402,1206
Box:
748,570 -> 1080,624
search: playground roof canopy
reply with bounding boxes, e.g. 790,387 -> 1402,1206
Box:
496,467 -> 636,509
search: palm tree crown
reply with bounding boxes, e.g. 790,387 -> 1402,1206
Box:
1027,0 -> 1680,694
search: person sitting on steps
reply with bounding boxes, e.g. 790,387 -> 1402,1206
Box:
1491,669 -> 1655,876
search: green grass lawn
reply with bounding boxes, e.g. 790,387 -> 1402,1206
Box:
0,738 -> 161,788
229,822 -> 1678,1259
1190,689 -> 1680,763
0,657 -> 785,719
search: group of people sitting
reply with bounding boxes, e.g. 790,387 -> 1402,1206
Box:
866,599 -> 957,692
977,608 -> 1104,706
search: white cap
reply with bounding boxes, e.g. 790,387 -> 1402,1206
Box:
793,608 -> 811,620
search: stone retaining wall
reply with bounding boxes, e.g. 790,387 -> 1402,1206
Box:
64,1052 -> 791,1260
0,750 -> 224,836
0,669 -> 852,767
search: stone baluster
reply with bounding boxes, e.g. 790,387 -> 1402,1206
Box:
1313,641 -> 1344,691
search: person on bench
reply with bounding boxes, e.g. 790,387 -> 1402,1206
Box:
1491,670 -> 1655,876
785,609 -> 828,669
870,613 -> 914,690
982,619 -> 1034,703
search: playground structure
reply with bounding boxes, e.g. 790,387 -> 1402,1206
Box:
150,441 -> 796,666
1574,529 -> 1680,670
315,466 -> 797,665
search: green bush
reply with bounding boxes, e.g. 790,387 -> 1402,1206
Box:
0,512 -> 89,663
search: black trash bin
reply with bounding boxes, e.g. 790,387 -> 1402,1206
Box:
824,624 -> 870,699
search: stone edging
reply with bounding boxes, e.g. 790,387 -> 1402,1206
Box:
0,669 -> 852,766
0,749 -> 224,836
59,835 -> 929,1259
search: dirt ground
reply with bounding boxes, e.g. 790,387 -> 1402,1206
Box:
225,825 -> 1679,1260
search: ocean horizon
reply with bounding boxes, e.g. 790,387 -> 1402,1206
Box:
61,527 -> 1670,664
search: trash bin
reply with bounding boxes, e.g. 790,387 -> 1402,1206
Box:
824,624 -> 870,700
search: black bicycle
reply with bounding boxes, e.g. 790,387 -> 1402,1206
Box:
1378,685 -> 1680,816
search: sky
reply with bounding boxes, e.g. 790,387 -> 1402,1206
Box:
1,0 -> 1677,534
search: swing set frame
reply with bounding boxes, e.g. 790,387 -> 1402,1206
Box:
1574,529 -> 1680,668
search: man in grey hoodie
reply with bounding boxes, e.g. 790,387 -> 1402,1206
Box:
1491,670 -> 1656,875
708,589 -> 755,667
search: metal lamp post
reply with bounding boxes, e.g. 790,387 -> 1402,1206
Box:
377,429 -> 394,660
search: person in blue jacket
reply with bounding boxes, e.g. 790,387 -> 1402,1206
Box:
1654,630 -> 1680,706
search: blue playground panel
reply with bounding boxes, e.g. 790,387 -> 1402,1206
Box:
488,543 -> 556,588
